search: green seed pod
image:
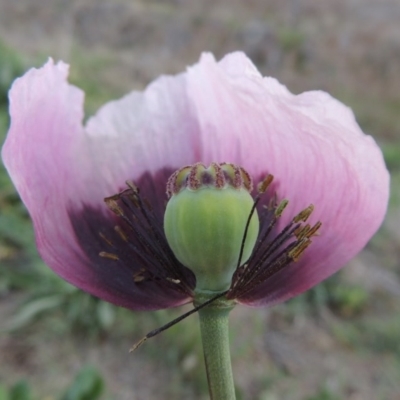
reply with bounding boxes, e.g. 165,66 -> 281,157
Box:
164,163 -> 259,292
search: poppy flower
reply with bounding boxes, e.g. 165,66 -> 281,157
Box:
1,52 -> 389,312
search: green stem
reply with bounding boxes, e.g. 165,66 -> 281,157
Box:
195,293 -> 236,400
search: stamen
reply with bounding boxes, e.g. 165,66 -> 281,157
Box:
99,251 -> 119,261
289,239 -> 312,261
133,268 -> 147,283
166,277 -> 181,284
104,198 -> 124,216
228,176 -> 321,299
102,181 -> 194,297
114,225 -> 128,242
275,199 -> 289,217
257,174 -> 274,193
125,180 -> 138,192
99,232 -> 114,247
129,291 -> 228,353
306,221 -> 322,238
236,195 -> 261,269
294,224 -> 310,240
294,204 -> 314,223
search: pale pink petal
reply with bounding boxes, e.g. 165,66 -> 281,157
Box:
2,60 -> 197,310
185,52 -> 389,306
82,73 -> 202,201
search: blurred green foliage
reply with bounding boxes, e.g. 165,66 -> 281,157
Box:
0,41 -> 25,107
381,142 -> 400,209
3,280 -> 117,336
333,314 -> 400,356
305,386 -> 340,400
60,366 -> 104,400
0,41 -> 38,287
0,381 -> 31,400
0,366 -> 104,400
382,144 -> 400,172
277,28 -> 305,52
68,47 -> 125,116
286,273 -> 369,318
125,307 -> 208,397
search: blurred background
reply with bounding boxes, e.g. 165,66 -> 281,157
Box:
0,0 -> 399,399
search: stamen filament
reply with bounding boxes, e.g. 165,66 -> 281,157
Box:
103,184 -> 194,296
229,185 -> 321,299
129,291 -> 228,352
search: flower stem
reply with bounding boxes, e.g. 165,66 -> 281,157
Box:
195,293 -> 236,400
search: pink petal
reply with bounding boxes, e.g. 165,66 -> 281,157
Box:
2,60 -> 198,310
185,52 -> 390,306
